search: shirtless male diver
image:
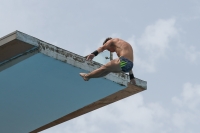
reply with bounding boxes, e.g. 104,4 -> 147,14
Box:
80,37 -> 136,85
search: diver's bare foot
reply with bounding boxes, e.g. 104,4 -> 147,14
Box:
79,73 -> 90,81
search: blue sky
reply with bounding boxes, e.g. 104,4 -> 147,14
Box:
1,0 -> 200,133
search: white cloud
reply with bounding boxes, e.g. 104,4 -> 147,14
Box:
127,18 -> 178,73
171,82 -> 200,130
139,19 -> 177,55
172,111 -> 195,130
185,46 -> 200,62
172,82 -> 200,111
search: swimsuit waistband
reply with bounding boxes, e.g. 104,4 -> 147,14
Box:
120,56 -> 133,63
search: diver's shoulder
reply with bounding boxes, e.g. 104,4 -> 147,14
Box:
111,38 -> 122,42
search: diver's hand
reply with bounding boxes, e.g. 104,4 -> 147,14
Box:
86,54 -> 95,61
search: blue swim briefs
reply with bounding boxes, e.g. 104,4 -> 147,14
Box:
119,56 -> 133,72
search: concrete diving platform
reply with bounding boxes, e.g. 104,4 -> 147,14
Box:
0,31 -> 147,133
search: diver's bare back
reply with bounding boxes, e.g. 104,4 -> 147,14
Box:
112,38 -> 134,62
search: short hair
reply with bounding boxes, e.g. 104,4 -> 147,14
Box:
103,37 -> 112,45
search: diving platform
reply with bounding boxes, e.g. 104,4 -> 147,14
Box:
0,31 -> 147,133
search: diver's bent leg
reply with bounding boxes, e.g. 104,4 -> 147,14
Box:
80,58 -> 122,80
86,58 -> 122,79
86,67 -> 109,79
